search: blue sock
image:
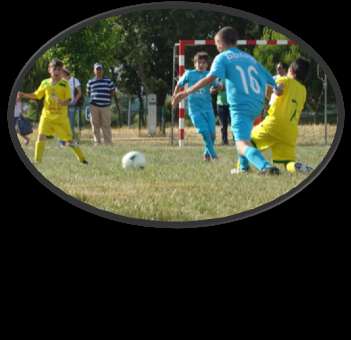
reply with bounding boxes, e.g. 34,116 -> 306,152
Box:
244,146 -> 271,171
202,131 -> 217,158
239,155 -> 250,170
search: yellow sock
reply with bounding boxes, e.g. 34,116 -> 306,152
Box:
70,145 -> 86,162
35,141 -> 45,163
286,162 -> 296,174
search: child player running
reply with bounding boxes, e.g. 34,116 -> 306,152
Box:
18,58 -> 87,164
172,52 -> 217,161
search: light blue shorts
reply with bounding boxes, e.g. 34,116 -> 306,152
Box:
230,111 -> 260,141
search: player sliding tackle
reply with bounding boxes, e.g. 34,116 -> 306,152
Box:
173,26 -> 280,175
251,58 -> 314,174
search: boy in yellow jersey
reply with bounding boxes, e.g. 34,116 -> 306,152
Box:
18,59 -> 87,164
248,58 -> 313,174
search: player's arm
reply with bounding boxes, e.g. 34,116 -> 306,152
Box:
265,85 -> 273,100
172,83 -> 183,97
19,81 -> 46,101
86,81 -> 91,98
18,92 -> 38,100
171,72 -> 188,105
272,76 -> 286,96
274,83 -> 284,96
56,98 -> 71,106
171,83 -> 184,106
173,75 -> 216,107
186,75 -> 216,95
210,79 -> 223,94
75,86 -> 82,102
110,80 -> 115,98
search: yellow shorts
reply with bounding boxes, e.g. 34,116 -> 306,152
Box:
251,124 -> 296,163
38,115 -> 73,142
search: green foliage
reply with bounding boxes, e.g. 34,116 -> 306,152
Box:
253,28 -> 300,73
20,10 -> 331,124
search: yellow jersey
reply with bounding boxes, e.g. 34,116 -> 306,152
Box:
34,78 -> 71,120
264,76 -> 307,145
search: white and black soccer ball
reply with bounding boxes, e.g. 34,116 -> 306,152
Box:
122,151 -> 146,170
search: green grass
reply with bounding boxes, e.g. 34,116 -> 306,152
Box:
19,125 -> 336,222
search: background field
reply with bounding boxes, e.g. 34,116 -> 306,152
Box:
18,124 -> 337,222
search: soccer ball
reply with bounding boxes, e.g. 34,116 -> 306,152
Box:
122,151 -> 146,170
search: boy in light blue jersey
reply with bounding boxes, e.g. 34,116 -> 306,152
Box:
172,52 -> 217,161
173,27 -> 280,175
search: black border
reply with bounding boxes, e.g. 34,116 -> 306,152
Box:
7,2 -> 345,228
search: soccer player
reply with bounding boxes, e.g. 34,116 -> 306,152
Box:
250,58 -> 314,174
173,27 -> 279,174
172,52 -> 217,161
18,58 -> 87,164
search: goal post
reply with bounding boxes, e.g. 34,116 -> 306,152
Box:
173,39 -> 297,147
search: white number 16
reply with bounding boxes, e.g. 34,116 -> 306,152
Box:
235,65 -> 261,95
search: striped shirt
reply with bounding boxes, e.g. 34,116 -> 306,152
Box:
87,77 -> 115,107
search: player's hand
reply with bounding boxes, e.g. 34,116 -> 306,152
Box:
172,91 -> 188,108
17,92 -> 23,99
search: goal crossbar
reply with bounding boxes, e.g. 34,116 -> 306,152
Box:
174,39 -> 296,147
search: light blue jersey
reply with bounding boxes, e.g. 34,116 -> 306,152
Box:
208,47 -> 276,116
178,70 -> 213,115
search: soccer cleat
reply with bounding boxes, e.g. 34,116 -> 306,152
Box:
258,166 -> 280,176
203,154 -> 211,161
294,162 -> 314,174
230,167 -> 250,175
81,160 -> 89,165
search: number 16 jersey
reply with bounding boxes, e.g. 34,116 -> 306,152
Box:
208,47 -> 276,117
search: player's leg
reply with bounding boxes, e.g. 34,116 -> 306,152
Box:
231,113 -> 278,174
35,134 -> 47,163
190,113 -> 217,160
89,105 -> 102,145
59,106 -> 75,147
272,143 -> 313,174
206,110 -> 217,158
249,123 -> 276,170
68,142 -> 88,164
23,135 -> 30,145
68,106 -> 76,140
35,116 -> 53,162
222,105 -> 230,145
217,105 -> 227,145
57,118 -> 87,163
100,106 -> 112,145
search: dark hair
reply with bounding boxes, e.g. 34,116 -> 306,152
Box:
193,52 -> 209,63
290,58 -> 310,82
49,58 -> 63,68
216,26 -> 238,46
277,62 -> 288,70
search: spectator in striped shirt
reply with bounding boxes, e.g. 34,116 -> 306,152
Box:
87,63 -> 115,145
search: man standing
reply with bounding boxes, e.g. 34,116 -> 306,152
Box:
61,66 -> 82,142
87,63 -> 115,145
211,80 -> 231,145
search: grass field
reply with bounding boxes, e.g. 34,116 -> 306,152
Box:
18,124 -> 337,222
